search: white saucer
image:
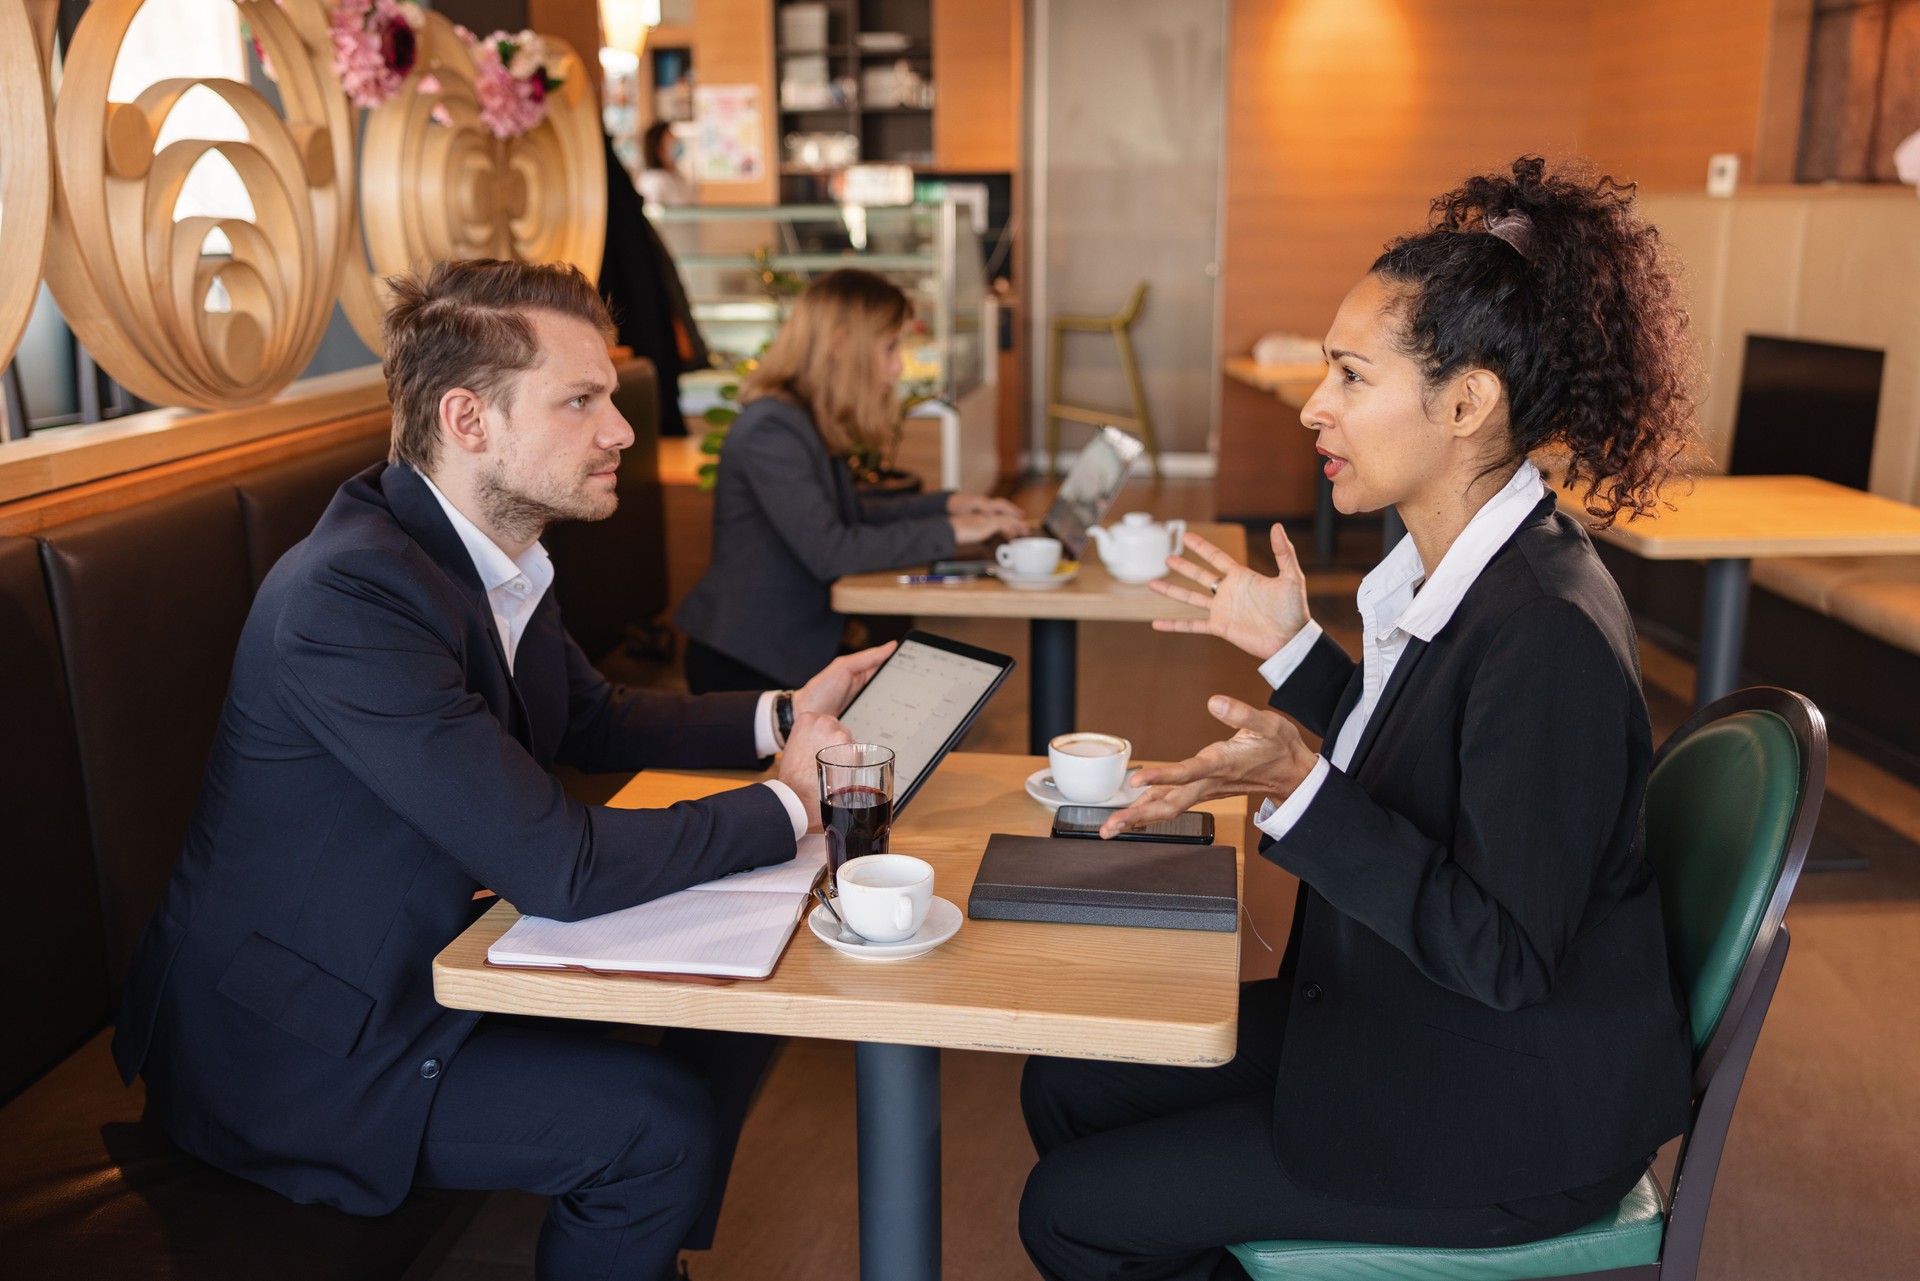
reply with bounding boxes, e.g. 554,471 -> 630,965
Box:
808,896 -> 963,961
998,563 -> 1079,591
1024,767 -> 1144,812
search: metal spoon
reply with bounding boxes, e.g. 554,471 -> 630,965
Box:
811,886 -> 865,946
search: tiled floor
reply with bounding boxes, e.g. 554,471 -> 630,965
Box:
438,479 -> 1920,1280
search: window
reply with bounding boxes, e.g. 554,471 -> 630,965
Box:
1799,0 -> 1920,181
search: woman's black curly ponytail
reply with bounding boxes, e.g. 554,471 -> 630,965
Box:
1371,156 -> 1698,526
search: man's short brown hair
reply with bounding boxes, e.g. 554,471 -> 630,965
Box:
381,258 -> 615,473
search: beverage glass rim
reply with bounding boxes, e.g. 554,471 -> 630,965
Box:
817,741 -> 896,769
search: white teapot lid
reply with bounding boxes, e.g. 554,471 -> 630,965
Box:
1120,511 -> 1154,526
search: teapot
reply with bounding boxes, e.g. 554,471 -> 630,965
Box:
1087,512 -> 1187,584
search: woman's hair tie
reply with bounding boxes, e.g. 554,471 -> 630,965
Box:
1485,210 -> 1535,261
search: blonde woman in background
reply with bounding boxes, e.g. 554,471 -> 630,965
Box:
676,269 -> 1027,693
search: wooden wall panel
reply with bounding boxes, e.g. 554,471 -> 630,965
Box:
933,0 -> 1020,170
1639,188 -> 1920,504
529,0 -> 604,112
1216,0 -> 1590,520
1584,0 -> 1774,192
692,0 -> 777,205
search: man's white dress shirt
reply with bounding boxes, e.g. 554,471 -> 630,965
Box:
1254,461 -> 1548,840
417,469 -> 807,837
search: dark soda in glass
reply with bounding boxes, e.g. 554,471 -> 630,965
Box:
824,784 -> 893,869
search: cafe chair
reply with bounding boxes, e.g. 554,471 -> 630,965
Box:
1045,282 -> 1159,479
1229,686 -> 1827,1281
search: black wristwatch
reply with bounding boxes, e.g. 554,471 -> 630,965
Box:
774,690 -> 796,743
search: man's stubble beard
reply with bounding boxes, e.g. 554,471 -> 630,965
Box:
477,456 -> 620,549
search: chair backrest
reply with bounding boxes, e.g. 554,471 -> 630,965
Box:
1641,688 -> 1825,1281
1643,687 -> 1824,1079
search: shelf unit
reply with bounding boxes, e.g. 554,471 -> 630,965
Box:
776,0 -> 935,202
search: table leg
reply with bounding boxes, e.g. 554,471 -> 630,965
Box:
1029,618 -> 1077,754
1314,472 -> 1337,562
856,1042 -> 941,1281
1696,558 -> 1751,708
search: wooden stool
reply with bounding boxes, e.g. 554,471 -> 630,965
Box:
1045,282 -> 1158,478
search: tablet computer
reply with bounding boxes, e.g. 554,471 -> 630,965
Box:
835,630 -> 1015,817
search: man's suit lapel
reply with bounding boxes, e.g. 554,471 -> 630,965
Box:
380,465 -> 534,746
513,599 -> 570,764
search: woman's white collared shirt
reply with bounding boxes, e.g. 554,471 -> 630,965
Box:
1253,461 -> 1548,840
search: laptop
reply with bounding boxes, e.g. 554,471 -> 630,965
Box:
1041,425 -> 1145,559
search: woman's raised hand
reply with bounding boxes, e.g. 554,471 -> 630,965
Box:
1096,695 -> 1320,839
1150,525 -> 1312,660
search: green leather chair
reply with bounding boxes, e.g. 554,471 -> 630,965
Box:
1229,687 -> 1827,1281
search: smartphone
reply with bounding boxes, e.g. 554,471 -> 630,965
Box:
1051,806 -> 1215,844
930,559 -> 994,578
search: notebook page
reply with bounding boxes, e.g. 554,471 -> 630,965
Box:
489,886 -> 808,978
694,835 -> 827,896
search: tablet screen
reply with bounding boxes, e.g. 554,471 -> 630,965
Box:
837,633 -> 1013,813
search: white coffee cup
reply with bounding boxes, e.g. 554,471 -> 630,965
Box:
1048,732 -> 1133,804
835,854 -> 935,943
996,536 -> 1063,578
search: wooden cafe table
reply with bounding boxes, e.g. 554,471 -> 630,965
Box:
832,523 -> 1249,755
434,753 -> 1247,1281
1555,474 -> 1920,706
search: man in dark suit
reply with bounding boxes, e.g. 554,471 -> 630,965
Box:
113,258 -> 884,1280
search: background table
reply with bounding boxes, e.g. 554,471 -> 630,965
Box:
1223,357 -> 1406,559
434,753 -> 1247,1281
833,524 -> 1248,753
1557,474 -> 1920,706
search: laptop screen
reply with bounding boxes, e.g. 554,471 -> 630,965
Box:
1043,426 -> 1145,559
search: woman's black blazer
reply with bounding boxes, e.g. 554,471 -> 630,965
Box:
673,397 -> 955,686
1261,494 -> 1693,1208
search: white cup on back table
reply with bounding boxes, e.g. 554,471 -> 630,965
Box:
996,536 -> 1062,578
836,853 -> 935,943
1048,732 -> 1132,804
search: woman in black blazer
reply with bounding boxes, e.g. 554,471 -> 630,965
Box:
676,269 -> 1027,692
1018,158 -> 1699,1279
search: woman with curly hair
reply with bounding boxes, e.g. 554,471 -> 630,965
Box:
1017,157 -> 1699,1278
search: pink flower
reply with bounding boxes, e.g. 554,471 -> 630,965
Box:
474,57 -> 545,138
468,29 -> 555,138
329,0 -> 422,110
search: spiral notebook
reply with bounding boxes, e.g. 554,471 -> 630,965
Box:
486,837 -> 827,980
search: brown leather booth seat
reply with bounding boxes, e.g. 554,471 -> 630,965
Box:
1599,543 -> 1920,772
0,358 -> 666,1275
0,535 -> 104,1099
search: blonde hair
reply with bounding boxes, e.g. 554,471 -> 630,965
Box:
741,269 -> 910,456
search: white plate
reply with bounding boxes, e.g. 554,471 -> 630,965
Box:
1024,768 -> 1145,812
998,564 -> 1079,591
808,895 -> 964,961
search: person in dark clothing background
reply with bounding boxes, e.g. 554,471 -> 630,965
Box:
598,133 -> 706,436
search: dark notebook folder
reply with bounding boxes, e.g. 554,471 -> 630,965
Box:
966,834 -> 1237,932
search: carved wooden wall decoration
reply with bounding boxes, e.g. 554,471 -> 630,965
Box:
0,0 -> 608,414
0,0 -> 56,374
344,14 -> 606,350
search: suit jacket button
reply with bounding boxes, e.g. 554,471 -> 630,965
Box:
1302,983 -> 1324,1002
420,1058 -> 443,1079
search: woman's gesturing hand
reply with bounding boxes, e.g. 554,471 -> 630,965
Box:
1096,695 -> 1320,840
1150,525 -> 1312,661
